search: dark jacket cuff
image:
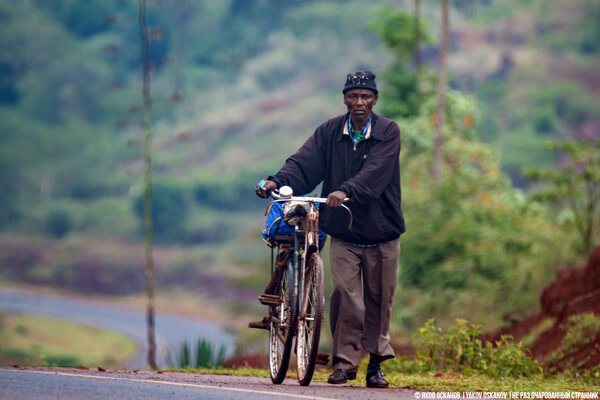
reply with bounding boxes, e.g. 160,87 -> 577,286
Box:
336,185 -> 352,199
268,175 -> 284,188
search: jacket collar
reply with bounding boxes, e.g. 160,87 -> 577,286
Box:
338,112 -> 381,141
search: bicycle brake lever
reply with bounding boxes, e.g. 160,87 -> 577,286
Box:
341,204 -> 353,230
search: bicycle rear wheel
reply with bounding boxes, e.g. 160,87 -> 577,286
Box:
269,260 -> 295,384
296,251 -> 324,386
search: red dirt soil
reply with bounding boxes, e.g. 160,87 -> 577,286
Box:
486,245 -> 600,370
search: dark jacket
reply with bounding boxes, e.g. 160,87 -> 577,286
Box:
269,112 -> 405,245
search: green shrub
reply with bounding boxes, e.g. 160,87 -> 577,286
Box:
390,318 -> 543,378
133,183 -> 189,243
46,208 -> 73,238
394,91 -> 571,333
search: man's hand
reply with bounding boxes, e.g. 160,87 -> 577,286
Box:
326,190 -> 347,208
256,179 -> 278,198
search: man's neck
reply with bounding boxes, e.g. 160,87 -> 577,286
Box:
350,113 -> 371,131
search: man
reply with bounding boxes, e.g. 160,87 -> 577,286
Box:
256,70 -> 405,388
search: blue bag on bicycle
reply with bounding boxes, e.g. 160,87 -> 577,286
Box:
262,201 -> 326,249
262,201 -> 294,247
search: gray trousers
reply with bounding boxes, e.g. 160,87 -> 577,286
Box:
328,237 -> 400,372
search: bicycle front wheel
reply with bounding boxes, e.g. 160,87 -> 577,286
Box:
296,251 -> 324,386
268,259 -> 295,384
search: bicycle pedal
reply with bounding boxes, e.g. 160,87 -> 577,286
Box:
258,294 -> 282,306
248,316 -> 270,330
248,321 -> 269,330
316,352 -> 330,365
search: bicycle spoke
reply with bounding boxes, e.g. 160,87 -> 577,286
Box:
268,264 -> 294,384
296,252 -> 324,386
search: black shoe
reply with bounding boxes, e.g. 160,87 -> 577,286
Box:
327,369 -> 357,384
366,368 -> 389,388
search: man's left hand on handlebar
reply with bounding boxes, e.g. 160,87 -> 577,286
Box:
256,180 -> 278,198
326,190 -> 347,208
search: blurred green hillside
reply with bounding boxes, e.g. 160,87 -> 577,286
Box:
1,0 -> 599,342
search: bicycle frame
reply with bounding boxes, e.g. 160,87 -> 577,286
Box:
271,191 -> 349,321
262,186 -> 351,385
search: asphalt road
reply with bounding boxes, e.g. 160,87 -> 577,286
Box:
0,368 -> 418,400
0,286 -> 235,369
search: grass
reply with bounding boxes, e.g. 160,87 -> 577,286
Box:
0,312 -> 138,369
168,338 -> 227,369
166,365 -> 600,392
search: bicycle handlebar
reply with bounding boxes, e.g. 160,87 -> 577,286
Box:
270,186 -> 353,229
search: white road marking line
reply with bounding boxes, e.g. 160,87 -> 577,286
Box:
5,370 -> 339,400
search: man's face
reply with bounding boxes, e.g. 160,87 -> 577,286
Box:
344,89 -> 378,120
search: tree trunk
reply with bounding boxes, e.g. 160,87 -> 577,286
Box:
139,0 -> 157,371
414,0 -> 422,79
414,0 -> 422,100
433,0 -> 449,181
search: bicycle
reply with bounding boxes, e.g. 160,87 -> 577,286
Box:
253,185 -> 352,386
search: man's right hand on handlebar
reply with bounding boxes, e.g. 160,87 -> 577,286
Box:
256,179 -> 278,198
326,190 -> 347,209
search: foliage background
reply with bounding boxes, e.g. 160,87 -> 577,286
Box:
1,0 -> 599,353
